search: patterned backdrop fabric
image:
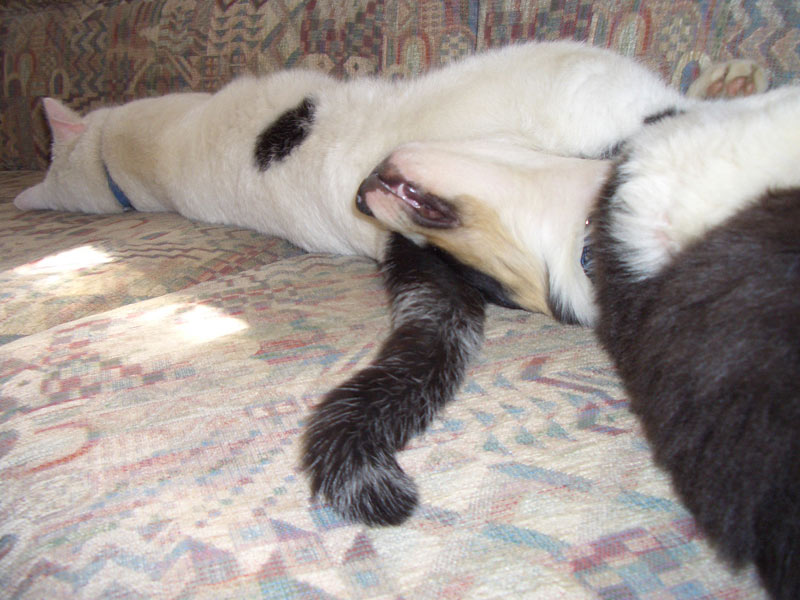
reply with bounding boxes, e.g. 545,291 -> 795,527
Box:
2,0 -> 800,169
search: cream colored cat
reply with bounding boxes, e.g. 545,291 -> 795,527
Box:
16,41 -> 708,324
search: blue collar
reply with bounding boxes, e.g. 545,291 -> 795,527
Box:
103,162 -> 134,211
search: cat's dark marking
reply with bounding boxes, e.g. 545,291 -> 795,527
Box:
302,233 -> 487,526
593,176 -> 800,600
254,97 -> 315,170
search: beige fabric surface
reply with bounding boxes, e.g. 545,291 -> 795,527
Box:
0,172 -> 765,599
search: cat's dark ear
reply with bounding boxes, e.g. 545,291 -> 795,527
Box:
42,97 -> 86,144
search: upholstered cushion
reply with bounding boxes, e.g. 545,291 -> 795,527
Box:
1,171 -> 765,598
2,0 -> 797,597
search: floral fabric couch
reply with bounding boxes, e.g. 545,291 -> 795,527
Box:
1,2 -> 798,599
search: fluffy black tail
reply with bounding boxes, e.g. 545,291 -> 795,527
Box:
302,233 -> 486,525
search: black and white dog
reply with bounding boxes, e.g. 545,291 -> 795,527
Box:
325,86 -> 800,599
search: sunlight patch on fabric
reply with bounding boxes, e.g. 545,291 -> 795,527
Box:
14,245 -> 115,285
137,303 -> 248,344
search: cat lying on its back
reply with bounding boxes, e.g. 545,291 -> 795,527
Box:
16,40 -> 700,327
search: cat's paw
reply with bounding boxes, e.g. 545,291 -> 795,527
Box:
301,382 -> 419,526
687,59 -> 769,99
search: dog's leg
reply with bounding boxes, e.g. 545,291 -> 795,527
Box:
302,233 -> 486,525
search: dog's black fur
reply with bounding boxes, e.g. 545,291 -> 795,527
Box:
302,233 -> 487,525
593,180 -> 800,599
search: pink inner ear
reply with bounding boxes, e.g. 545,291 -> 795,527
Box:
50,120 -> 86,143
43,97 -> 86,143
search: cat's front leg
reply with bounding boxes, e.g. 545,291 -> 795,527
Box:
302,233 -> 486,525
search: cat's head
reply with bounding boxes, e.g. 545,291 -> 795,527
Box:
14,98 -> 121,213
356,138 -> 610,324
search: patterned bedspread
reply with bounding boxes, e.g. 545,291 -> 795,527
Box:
2,0 -> 797,597
0,173 -> 766,598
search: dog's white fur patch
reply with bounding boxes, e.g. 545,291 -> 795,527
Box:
609,86 -> 800,279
